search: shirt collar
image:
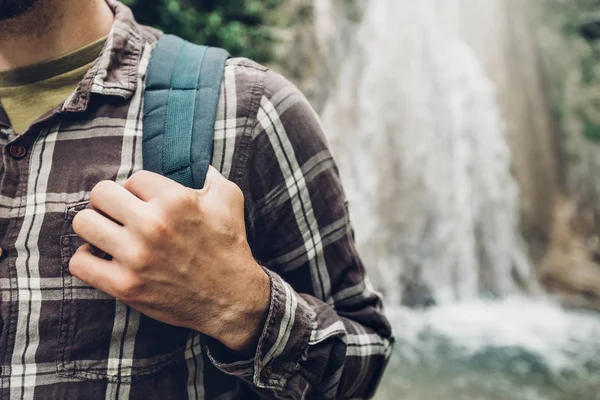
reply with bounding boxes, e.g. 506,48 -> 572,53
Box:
62,0 -> 159,113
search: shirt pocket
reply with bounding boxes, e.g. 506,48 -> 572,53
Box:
57,200 -> 192,383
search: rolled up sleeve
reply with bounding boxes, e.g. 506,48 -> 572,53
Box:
203,67 -> 394,399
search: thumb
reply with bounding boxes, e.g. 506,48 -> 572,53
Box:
196,165 -> 225,195
195,166 -> 244,209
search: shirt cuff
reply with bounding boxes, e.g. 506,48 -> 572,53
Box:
202,268 -> 315,390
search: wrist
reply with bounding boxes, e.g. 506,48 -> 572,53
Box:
215,264 -> 271,354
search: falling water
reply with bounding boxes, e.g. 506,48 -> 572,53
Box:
316,0 -> 600,398
320,0 -> 533,304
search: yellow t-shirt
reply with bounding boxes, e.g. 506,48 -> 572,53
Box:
0,36 -> 107,134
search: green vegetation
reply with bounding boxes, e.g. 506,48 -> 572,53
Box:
121,0 -> 282,62
529,0 -> 600,142
580,54 -> 597,84
578,109 -> 600,141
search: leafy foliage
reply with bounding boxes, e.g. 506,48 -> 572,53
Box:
530,0 -> 600,142
578,109 -> 600,141
121,0 -> 282,62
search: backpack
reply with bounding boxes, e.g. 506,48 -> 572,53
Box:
142,35 -> 230,189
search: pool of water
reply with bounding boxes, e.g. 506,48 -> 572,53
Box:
375,298 -> 600,400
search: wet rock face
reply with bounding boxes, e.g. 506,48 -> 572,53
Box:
527,0 -> 600,308
538,198 -> 600,310
401,277 -> 437,309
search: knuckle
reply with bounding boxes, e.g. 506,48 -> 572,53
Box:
227,181 -> 244,202
115,276 -> 143,301
221,181 -> 245,213
174,189 -> 197,208
160,189 -> 198,214
129,245 -> 152,268
144,214 -> 170,238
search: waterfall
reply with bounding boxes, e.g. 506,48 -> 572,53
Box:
320,0 -> 534,305
312,0 -> 600,398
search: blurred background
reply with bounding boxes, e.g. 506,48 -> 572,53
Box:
123,1 -> 600,399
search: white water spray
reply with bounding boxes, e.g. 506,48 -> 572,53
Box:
321,0 -> 533,304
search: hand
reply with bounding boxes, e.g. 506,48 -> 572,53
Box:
69,167 -> 270,353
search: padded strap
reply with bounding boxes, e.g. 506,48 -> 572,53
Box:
143,34 -> 230,189
190,45 -> 230,189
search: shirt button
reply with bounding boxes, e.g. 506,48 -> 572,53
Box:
8,144 -> 27,159
262,365 -> 273,380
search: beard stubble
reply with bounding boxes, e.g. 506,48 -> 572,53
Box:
0,0 -> 39,20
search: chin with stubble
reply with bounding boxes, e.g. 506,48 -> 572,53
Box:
0,0 -> 39,20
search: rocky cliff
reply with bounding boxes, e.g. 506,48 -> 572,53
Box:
528,0 -> 600,308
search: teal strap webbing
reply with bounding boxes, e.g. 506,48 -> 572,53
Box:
190,46 -> 230,189
163,41 -> 207,188
143,35 -> 230,189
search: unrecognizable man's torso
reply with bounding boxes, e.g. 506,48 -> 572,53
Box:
0,1 -> 269,398
0,0 -> 395,397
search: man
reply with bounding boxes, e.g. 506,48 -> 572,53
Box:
0,0 -> 393,398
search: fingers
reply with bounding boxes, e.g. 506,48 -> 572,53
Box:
126,167 -> 235,203
90,180 -> 147,226
123,170 -> 186,202
72,208 -> 129,259
69,243 -> 128,299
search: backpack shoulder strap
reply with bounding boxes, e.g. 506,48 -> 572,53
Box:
143,34 -> 230,189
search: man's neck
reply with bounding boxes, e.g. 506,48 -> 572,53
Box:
0,0 -> 114,71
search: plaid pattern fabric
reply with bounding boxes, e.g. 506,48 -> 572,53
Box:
0,1 -> 393,399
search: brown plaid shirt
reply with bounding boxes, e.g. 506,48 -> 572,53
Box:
0,1 -> 393,399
